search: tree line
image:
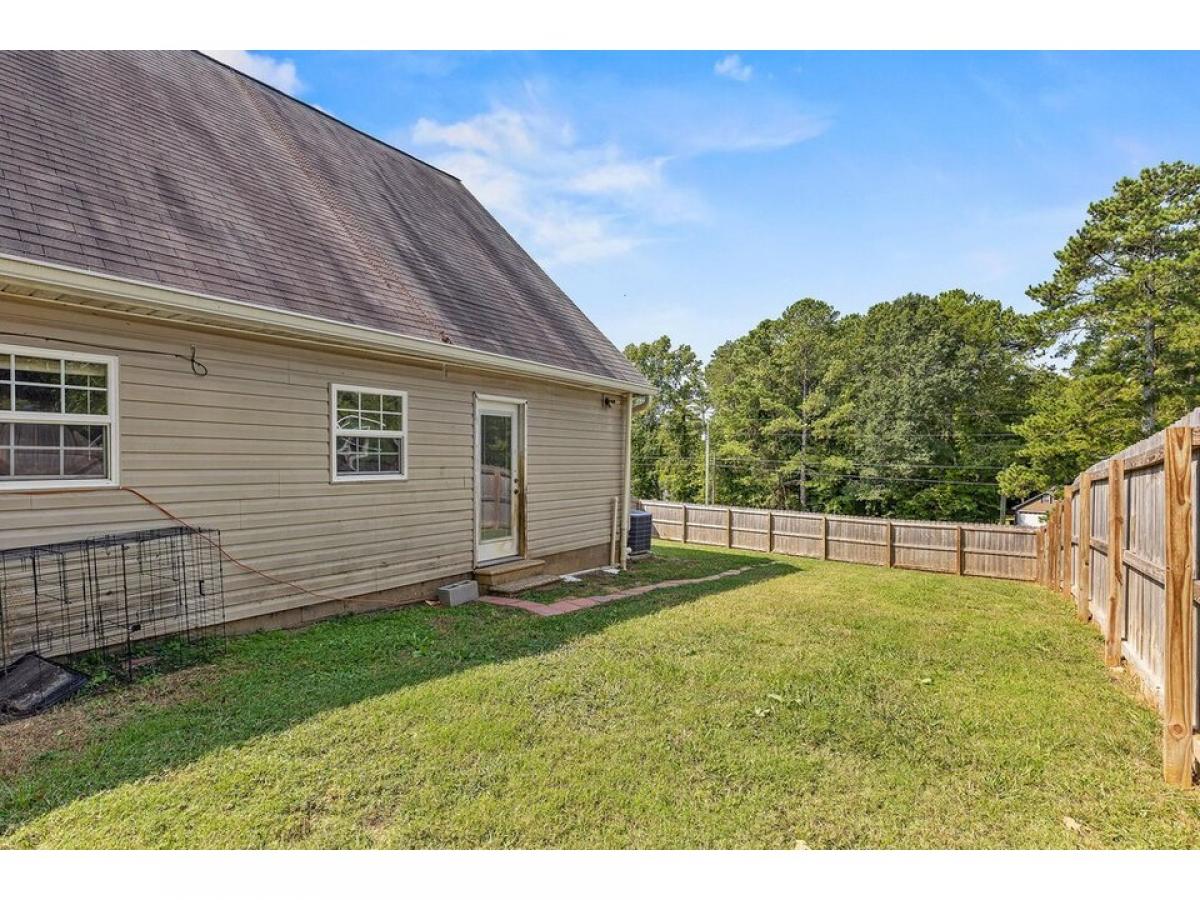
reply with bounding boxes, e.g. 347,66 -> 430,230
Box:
625,161 -> 1200,522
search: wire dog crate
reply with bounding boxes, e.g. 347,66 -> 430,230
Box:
0,526 -> 227,677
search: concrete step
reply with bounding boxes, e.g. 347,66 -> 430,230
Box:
489,572 -> 564,596
473,558 -> 545,589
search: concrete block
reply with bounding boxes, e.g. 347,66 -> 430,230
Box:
437,580 -> 479,606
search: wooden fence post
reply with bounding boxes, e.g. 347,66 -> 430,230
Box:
1162,427 -> 1196,787
1105,458 -> 1124,667
1060,504 -> 1070,595
767,511 -> 774,553
1036,527 -> 1045,587
885,520 -> 894,568
1048,505 -> 1056,589
681,504 -> 689,544
1061,487 -> 1074,601
1077,474 -> 1092,621
955,525 -> 965,576
726,506 -> 734,548
1047,505 -> 1057,589
1042,514 -> 1050,587
1051,511 -> 1060,595
821,515 -> 829,560
1058,499 -> 1067,593
1045,523 -> 1052,587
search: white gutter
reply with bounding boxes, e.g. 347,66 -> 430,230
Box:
0,253 -> 655,397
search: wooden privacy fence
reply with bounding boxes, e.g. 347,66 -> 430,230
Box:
636,500 -> 1038,581
1038,409 -> 1199,787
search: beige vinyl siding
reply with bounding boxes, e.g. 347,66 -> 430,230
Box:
0,295 -> 627,628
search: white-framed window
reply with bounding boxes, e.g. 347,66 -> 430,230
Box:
330,383 -> 407,482
0,344 -> 119,490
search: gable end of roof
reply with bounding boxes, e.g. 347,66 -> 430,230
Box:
0,50 -> 651,391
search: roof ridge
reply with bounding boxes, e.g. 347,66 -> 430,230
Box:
191,50 -> 461,184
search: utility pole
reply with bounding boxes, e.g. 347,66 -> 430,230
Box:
703,416 -> 711,504
799,363 -> 809,511
687,400 -> 713,505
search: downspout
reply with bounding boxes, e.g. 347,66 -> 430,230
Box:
623,392 -> 653,569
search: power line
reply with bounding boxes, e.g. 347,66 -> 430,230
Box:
723,409 -> 1039,422
632,455 -> 1001,487
740,457 -> 1006,471
709,461 -> 997,487
701,427 -> 1057,441
632,454 -> 1009,471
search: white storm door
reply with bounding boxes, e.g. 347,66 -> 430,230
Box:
476,399 -> 521,563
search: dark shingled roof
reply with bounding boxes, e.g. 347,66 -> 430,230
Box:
0,51 -> 648,388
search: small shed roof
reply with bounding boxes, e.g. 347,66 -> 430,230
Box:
1013,494 -> 1053,515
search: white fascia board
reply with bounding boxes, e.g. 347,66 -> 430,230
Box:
0,253 -> 655,397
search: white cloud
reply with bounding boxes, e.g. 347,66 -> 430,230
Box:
412,108 -> 541,156
714,54 -> 753,82
568,160 -> 665,195
610,87 -> 831,157
401,76 -> 830,267
204,50 -> 304,96
679,115 -> 827,154
406,106 -> 703,267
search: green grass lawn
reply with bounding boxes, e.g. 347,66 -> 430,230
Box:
2,542 -> 1198,849
517,543 -> 758,603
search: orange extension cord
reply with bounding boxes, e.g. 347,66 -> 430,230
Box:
20,485 -> 346,604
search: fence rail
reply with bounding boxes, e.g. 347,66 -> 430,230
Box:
1038,409 -> 1199,787
636,500 -> 1038,581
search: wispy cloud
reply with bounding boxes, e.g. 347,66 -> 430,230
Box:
676,111 -> 827,153
407,106 -> 703,266
204,50 -> 304,96
402,76 -> 829,267
714,54 -> 753,82
612,85 -> 831,157
568,160 -> 665,195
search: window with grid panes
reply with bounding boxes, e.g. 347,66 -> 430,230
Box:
330,384 -> 407,481
0,346 -> 117,488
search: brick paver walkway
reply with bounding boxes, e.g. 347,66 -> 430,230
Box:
480,565 -> 767,616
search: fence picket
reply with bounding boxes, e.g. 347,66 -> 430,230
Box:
1029,410 -> 1200,787
1163,426 -> 1195,786
1062,486 -> 1074,602
636,499 -> 1037,581
1077,474 -> 1092,621
1105,457 -> 1125,667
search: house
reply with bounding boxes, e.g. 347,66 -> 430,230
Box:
1012,492 -> 1053,527
0,51 -> 652,640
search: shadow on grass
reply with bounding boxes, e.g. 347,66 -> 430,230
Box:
0,548 -> 796,837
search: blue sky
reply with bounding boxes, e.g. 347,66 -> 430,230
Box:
219,50 -> 1200,359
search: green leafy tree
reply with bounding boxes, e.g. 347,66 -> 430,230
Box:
838,290 -> 1033,521
1030,161 -> 1200,433
1005,161 -> 1200,493
703,291 -> 1029,521
997,372 -> 1142,498
707,299 -> 842,509
623,336 -> 707,502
